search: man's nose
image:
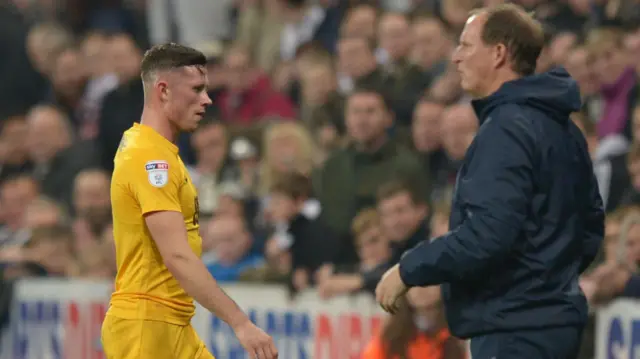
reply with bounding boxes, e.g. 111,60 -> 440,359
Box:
203,92 -> 213,106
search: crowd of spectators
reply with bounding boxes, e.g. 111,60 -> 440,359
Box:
0,0 -> 640,358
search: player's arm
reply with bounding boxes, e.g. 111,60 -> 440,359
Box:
145,211 -> 250,328
129,155 -> 249,327
398,108 -> 535,287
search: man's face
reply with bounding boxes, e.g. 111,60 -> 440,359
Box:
452,14 -> 496,97
592,43 -> 629,86
224,51 -> 251,91
342,7 -> 377,39
0,178 -> 38,230
337,38 -> 375,78
346,93 -> 390,145
208,216 -> 250,264
629,159 -> 640,190
565,48 -> 599,96
412,102 -> 444,153
633,107 -> 640,142
378,192 -> 426,242
52,50 -> 87,95
109,35 -> 141,82
300,65 -> 335,105
0,117 -> 28,164
192,123 -> 227,172
73,171 -> 111,231
441,105 -> 478,161
268,192 -> 299,224
162,66 -> 211,132
378,14 -> 411,61
412,19 -> 449,69
356,224 -> 390,269
26,108 -> 70,164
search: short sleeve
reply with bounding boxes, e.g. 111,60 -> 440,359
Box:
126,150 -> 182,215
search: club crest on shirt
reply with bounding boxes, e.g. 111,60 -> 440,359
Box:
145,160 -> 169,188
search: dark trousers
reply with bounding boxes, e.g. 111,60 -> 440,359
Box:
469,326 -> 584,359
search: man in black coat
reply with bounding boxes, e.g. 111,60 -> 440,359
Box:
376,4 -> 604,359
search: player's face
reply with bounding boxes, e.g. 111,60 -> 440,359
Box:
168,66 -> 212,132
452,14 -> 496,98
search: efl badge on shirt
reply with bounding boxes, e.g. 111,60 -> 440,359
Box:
145,160 -> 169,188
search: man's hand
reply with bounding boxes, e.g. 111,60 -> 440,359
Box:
233,320 -> 279,359
590,261 -> 632,304
375,264 -> 409,314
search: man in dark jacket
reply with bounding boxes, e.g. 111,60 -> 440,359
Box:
375,4 -> 604,359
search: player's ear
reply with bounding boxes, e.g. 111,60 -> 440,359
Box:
156,80 -> 170,102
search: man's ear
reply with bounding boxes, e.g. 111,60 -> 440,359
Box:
493,43 -> 508,70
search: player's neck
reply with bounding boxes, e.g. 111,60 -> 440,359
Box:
140,106 -> 178,144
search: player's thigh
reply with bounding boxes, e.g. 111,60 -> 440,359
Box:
177,323 -> 216,359
101,315 -> 200,359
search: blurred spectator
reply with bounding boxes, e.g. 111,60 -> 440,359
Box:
340,4 -> 377,41
376,12 -> 428,126
437,103 -> 478,198
189,118 -> 236,217
0,175 -> 39,248
314,88 -> 426,253
23,196 -> 67,229
572,111 -> 629,211
25,105 -> 98,208
564,45 -> 601,122
235,0 -> 285,73
265,172 -> 337,291
316,208 -> 391,299
47,46 -> 91,131
96,34 -> 144,172
0,116 -> 32,182
411,99 -> 449,200
147,0 -> 233,47
26,22 -> 74,78
217,44 -> 296,125
72,169 -> 111,251
259,121 -> 317,196
336,36 -> 385,94
411,16 -> 453,82
22,224 -> 75,277
620,143 -> 640,205
204,214 -> 264,283
361,286 -> 467,359
279,0 -> 326,61
586,26 -> 639,141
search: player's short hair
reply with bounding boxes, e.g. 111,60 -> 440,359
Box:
471,3 -> 545,76
269,172 -> 312,200
351,208 -> 380,238
376,179 -> 425,206
140,43 -> 207,85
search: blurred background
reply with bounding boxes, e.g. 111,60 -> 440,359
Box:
0,0 -> 638,358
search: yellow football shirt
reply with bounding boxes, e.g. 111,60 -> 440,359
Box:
108,123 -> 201,325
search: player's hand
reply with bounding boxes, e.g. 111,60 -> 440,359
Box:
375,264 -> 409,314
233,320 -> 278,359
